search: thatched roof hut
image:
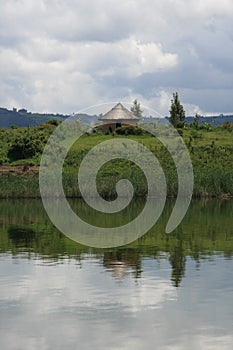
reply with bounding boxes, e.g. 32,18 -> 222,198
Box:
99,103 -> 139,132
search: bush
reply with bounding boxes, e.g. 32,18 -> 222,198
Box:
223,121 -> 233,132
177,128 -> 183,136
115,125 -> 145,135
199,122 -> 212,131
8,135 -> 44,161
11,124 -> 18,129
46,119 -> 60,126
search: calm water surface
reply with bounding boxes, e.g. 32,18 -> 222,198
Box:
0,199 -> 232,350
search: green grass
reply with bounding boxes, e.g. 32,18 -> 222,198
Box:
0,123 -> 232,198
0,174 -> 40,198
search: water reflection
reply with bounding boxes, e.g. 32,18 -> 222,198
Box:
0,198 -> 232,288
0,199 -> 233,350
103,251 -> 142,280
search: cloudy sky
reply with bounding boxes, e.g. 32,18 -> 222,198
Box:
0,0 -> 233,116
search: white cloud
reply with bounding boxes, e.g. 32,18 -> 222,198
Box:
0,36 -> 178,112
0,0 -> 232,114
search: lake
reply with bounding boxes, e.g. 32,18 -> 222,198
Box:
0,199 -> 232,350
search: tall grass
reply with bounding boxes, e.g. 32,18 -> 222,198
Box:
0,174 -> 40,198
0,126 -> 232,198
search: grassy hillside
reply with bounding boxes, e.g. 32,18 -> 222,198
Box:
0,121 -> 232,198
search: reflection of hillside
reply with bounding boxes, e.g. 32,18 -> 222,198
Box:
0,199 -> 48,228
0,198 -> 233,287
0,215 -> 41,226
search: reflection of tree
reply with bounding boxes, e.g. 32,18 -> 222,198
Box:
169,245 -> 186,288
7,225 -> 78,261
8,226 -> 36,246
103,250 -> 142,280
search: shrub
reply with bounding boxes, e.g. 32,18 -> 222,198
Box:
115,125 -> 145,135
177,128 -> 183,136
46,119 -> 60,126
11,124 -> 18,129
199,122 -> 212,131
223,121 -> 233,132
8,135 -> 44,161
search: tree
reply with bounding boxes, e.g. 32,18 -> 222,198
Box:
131,99 -> 143,118
169,92 -> 185,128
193,113 -> 200,130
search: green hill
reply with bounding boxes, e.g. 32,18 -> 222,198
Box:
0,107 -> 100,128
0,107 -> 69,128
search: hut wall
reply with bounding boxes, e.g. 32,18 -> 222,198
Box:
102,123 -> 117,132
101,120 -> 137,132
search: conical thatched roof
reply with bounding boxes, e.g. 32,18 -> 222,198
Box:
99,103 -> 140,121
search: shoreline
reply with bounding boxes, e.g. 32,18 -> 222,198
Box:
0,169 -> 232,200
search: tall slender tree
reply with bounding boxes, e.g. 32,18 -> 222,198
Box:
131,99 -> 143,118
193,113 -> 200,129
169,92 -> 185,128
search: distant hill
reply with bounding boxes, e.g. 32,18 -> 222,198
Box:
0,107 -> 69,128
0,107 -> 99,128
185,115 -> 233,126
143,114 -> 233,126
1,106 -> 232,129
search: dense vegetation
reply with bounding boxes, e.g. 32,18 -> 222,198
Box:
0,122 -> 56,165
0,120 -> 232,198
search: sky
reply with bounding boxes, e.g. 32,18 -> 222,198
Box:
0,0 -> 233,116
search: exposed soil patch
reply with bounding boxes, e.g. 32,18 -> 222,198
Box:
0,165 -> 39,175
